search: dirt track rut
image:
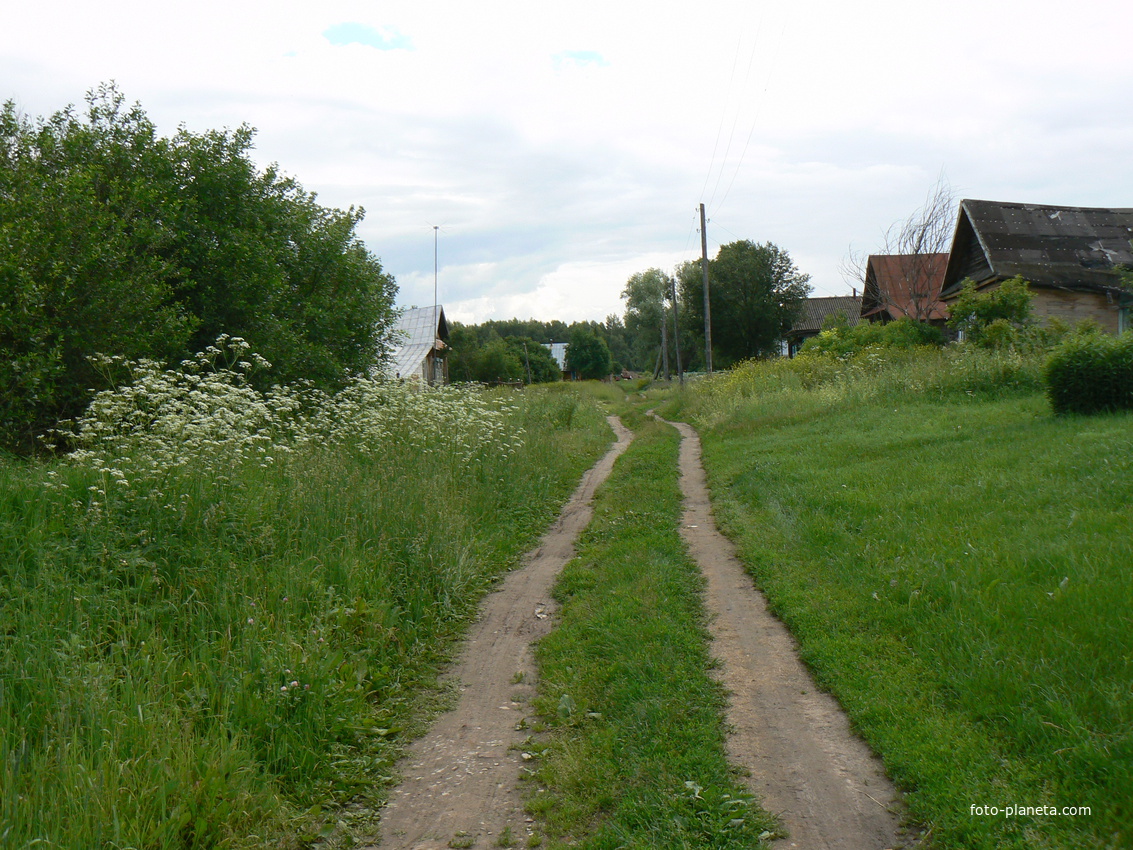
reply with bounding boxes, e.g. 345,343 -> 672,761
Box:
372,416 -> 633,849
666,417 -> 907,850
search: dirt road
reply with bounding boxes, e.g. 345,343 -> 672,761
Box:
375,413 -> 909,849
372,416 -> 633,850
666,418 -> 908,850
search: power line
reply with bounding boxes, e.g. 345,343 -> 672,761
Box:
711,22 -> 788,217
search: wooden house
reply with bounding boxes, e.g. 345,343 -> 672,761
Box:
862,253 -> 949,325
784,295 -> 863,357
940,200 -> 1133,333
387,306 -> 450,385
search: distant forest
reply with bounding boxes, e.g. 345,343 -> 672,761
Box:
448,316 -> 639,383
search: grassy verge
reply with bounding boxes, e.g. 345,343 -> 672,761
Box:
680,350 -> 1130,849
527,415 -> 777,849
0,380 -> 612,849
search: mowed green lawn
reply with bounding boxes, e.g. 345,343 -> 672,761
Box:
696,391 -> 1131,849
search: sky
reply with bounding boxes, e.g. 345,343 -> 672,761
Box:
4,0 -> 1133,325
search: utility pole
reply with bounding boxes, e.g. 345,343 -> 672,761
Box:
670,274 -> 684,386
699,203 -> 713,374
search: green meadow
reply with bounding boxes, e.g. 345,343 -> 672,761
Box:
663,347 -> 1131,849
3,338 -> 1129,850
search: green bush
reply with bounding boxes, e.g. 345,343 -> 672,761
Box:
947,276 -> 1033,346
1044,329 -> 1133,414
799,316 -> 941,358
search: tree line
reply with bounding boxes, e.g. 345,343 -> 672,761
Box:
623,241 -> 811,374
447,318 -> 631,383
1,84 -> 398,454
450,241 -> 812,384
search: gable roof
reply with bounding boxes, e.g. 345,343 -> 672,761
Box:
863,253 -> 949,321
941,199 -> 1133,298
387,306 -> 448,379
787,296 -> 863,337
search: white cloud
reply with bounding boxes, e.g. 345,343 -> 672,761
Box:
3,0 -> 1133,322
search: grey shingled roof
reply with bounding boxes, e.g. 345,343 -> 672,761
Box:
788,296 -> 863,336
386,306 -> 448,379
942,199 -> 1133,297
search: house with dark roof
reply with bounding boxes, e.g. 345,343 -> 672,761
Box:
386,306 -> 449,385
861,253 -> 949,325
940,200 -> 1133,333
784,295 -> 863,357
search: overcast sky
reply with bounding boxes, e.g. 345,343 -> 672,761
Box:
5,0 -> 1132,324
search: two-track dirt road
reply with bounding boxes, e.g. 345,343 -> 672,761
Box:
374,414 -> 910,849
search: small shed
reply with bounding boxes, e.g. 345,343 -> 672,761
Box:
387,306 -> 450,385
784,295 -> 863,357
862,253 -> 949,325
940,200 -> 1133,333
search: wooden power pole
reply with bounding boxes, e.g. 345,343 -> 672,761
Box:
670,274 -> 684,385
699,203 -> 713,374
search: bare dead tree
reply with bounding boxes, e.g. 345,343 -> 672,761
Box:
846,177 -> 957,323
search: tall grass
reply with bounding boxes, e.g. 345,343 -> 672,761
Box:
681,345 -> 1044,429
0,341 -> 612,848
675,347 -> 1130,849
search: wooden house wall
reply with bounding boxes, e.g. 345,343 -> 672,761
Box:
1031,288 -> 1121,333
949,280 -> 1122,333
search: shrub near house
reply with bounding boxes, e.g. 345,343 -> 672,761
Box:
1044,328 -> 1133,414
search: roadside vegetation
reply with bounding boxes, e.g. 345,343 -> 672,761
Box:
528,411 -> 778,849
0,342 -> 613,849
663,342 -> 1131,849
1,84 -> 398,455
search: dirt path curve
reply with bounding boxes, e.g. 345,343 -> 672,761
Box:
664,417 -> 910,850
371,416 -> 633,850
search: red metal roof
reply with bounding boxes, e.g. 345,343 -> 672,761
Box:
863,253 -> 949,322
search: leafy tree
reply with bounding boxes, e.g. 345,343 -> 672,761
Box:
679,240 -> 810,367
477,339 -> 525,383
602,314 -> 633,375
947,276 -> 1033,346
0,84 -> 398,453
565,328 -> 612,380
622,269 -> 671,370
447,332 -> 560,384
505,337 -> 561,383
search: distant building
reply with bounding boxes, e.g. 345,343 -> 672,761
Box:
386,306 -> 449,385
543,341 -> 573,380
784,295 -> 863,357
940,200 -> 1133,333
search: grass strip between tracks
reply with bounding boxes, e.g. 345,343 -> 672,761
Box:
526,413 -> 778,849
